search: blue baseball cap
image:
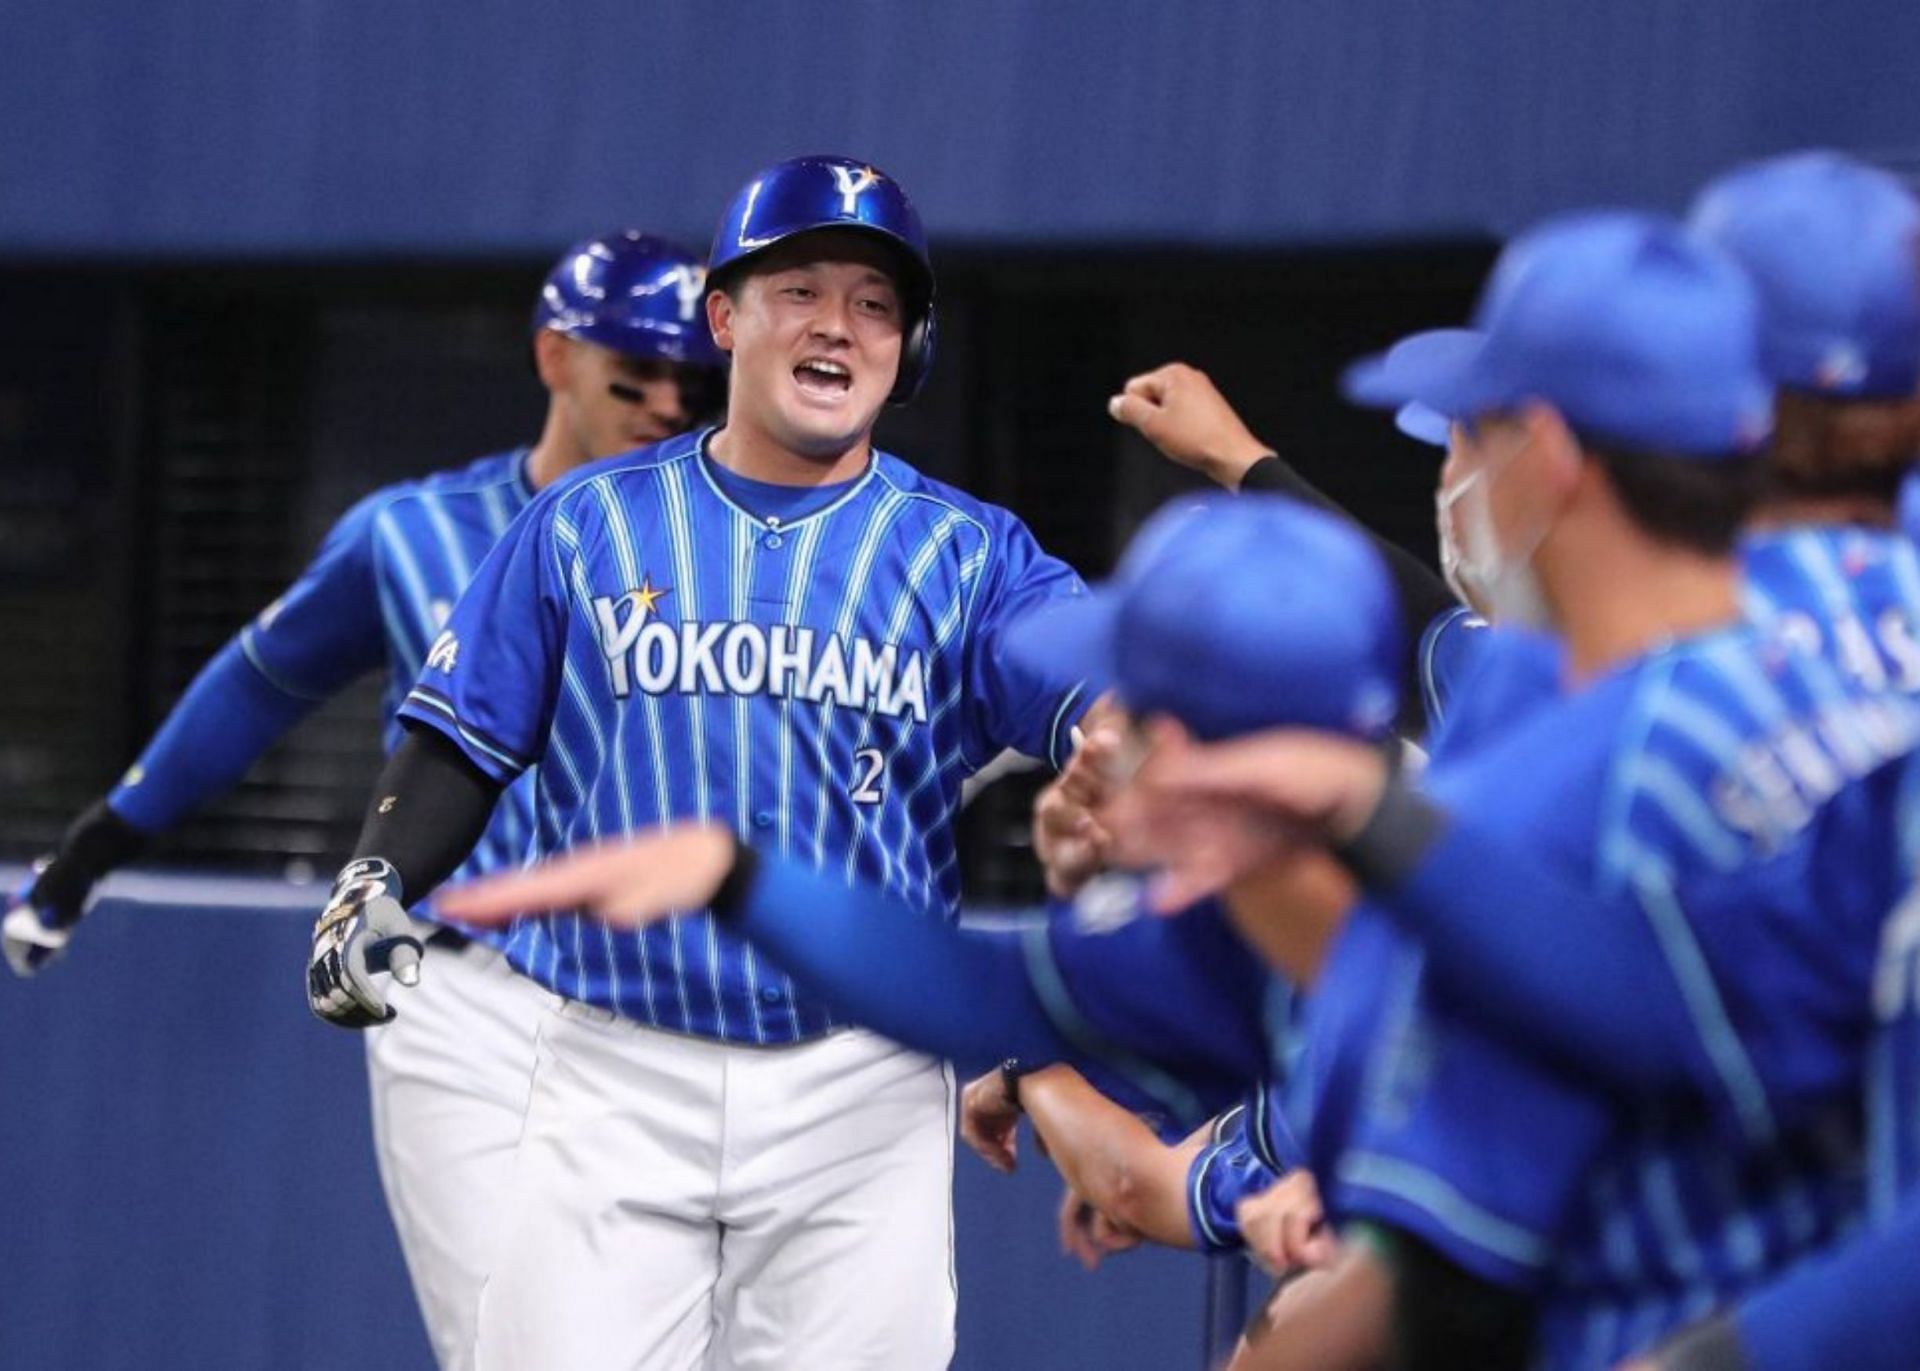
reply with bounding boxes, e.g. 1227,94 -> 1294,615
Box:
1344,211 -> 1773,458
1004,495 -> 1402,742
1395,402 -> 1453,447
1377,330 -> 1482,447
1689,150 -> 1920,399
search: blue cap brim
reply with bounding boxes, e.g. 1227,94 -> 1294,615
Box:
1343,328 -> 1491,418
1002,591 -> 1124,704
1394,402 -> 1452,447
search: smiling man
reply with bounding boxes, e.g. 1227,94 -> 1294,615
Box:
299,155 -> 1090,1370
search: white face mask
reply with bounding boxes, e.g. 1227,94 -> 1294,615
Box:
1434,472 -> 1487,611
1437,435 -> 1555,629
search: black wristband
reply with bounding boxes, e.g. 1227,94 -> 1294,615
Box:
709,839 -> 759,923
1333,775 -> 1447,891
1234,453 -> 1289,495
1649,1315 -> 1751,1371
29,799 -> 150,927
1000,1057 -> 1026,1113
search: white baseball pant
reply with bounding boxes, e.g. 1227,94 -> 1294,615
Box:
474,1001 -> 957,1371
365,936 -> 555,1370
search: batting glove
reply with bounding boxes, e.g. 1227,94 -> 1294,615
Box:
307,858 -> 427,1029
3,860 -> 75,978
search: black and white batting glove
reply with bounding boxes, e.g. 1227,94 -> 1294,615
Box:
307,858 -> 428,1030
3,860 -> 75,978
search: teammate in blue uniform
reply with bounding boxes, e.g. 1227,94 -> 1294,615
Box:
1119,210 -> 1920,1369
0,232 -> 723,1370
1535,150 -> 1920,1371
303,156 -> 1091,1371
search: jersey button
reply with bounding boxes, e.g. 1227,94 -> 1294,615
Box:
760,986 -> 784,1004
752,811 -> 773,829
764,533 -> 784,549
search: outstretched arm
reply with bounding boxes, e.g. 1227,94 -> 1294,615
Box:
440,829 -> 1074,1075
7,491 -> 393,975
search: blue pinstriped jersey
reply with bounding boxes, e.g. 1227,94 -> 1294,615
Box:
1742,524 -> 1920,1224
1331,623 -> 1919,1371
237,449 -> 542,938
398,430 -> 1088,1044
1876,766 -> 1920,1217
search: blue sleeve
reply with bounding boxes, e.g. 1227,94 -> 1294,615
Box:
1332,995 -> 1614,1292
731,857 -> 1076,1076
1186,1104 -> 1282,1253
106,640 -> 325,833
397,494 -> 568,783
730,860 -> 1265,1127
236,491 -> 391,700
107,494 -> 396,832
961,513 -> 1090,771
1377,812 -> 1724,1101
1031,884 -> 1276,1127
1730,1191 -> 1920,1371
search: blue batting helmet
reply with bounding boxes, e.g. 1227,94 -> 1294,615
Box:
534,232 -> 725,369
707,155 -> 936,404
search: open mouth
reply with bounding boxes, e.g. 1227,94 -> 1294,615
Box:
793,358 -> 854,399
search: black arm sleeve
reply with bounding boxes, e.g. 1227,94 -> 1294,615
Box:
1240,453 -> 1460,736
27,799 -> 149,926
350,722 -> 504,901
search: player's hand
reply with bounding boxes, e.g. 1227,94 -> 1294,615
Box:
959,1068 -> 1023,1173
1237,1170 -> 1338,1275
1,802 -> 142,978
3,861 -> 74,978
1106,719 -> 1388,912
307,858 -> 427,1030
1033,694 -> 1126,899
1057,1184 -> 1143,1271
436,824 -> 737,929
1108,363 -> 1273,491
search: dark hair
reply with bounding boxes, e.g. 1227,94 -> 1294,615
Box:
1762,389 -> 1920,506
1578,438 -> 1764,555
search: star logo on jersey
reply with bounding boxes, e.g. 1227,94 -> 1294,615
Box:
625,577 -> 672,621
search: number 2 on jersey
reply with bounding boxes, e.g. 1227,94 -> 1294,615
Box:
851,748 -> 886,805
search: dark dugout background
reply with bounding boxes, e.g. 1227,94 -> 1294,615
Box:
0,245 -> 1487,898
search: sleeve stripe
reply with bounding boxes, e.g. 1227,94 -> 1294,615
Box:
1629,861 -> 1778,1147
1017,922 -> 1207,1128
402,687 -> 534,777
1047,682 -> 1089,772
1187,1143 -> 1233,1250
1336,1151 -> 1552,1271
237,628 -> 334,703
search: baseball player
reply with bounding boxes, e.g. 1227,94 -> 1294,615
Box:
1126,211 -> 1920,1369
435,494 -> 1401,1143
0,231 -> 724,1368
302,155 -> 1092,1370
1417,150 -> 1920,1371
